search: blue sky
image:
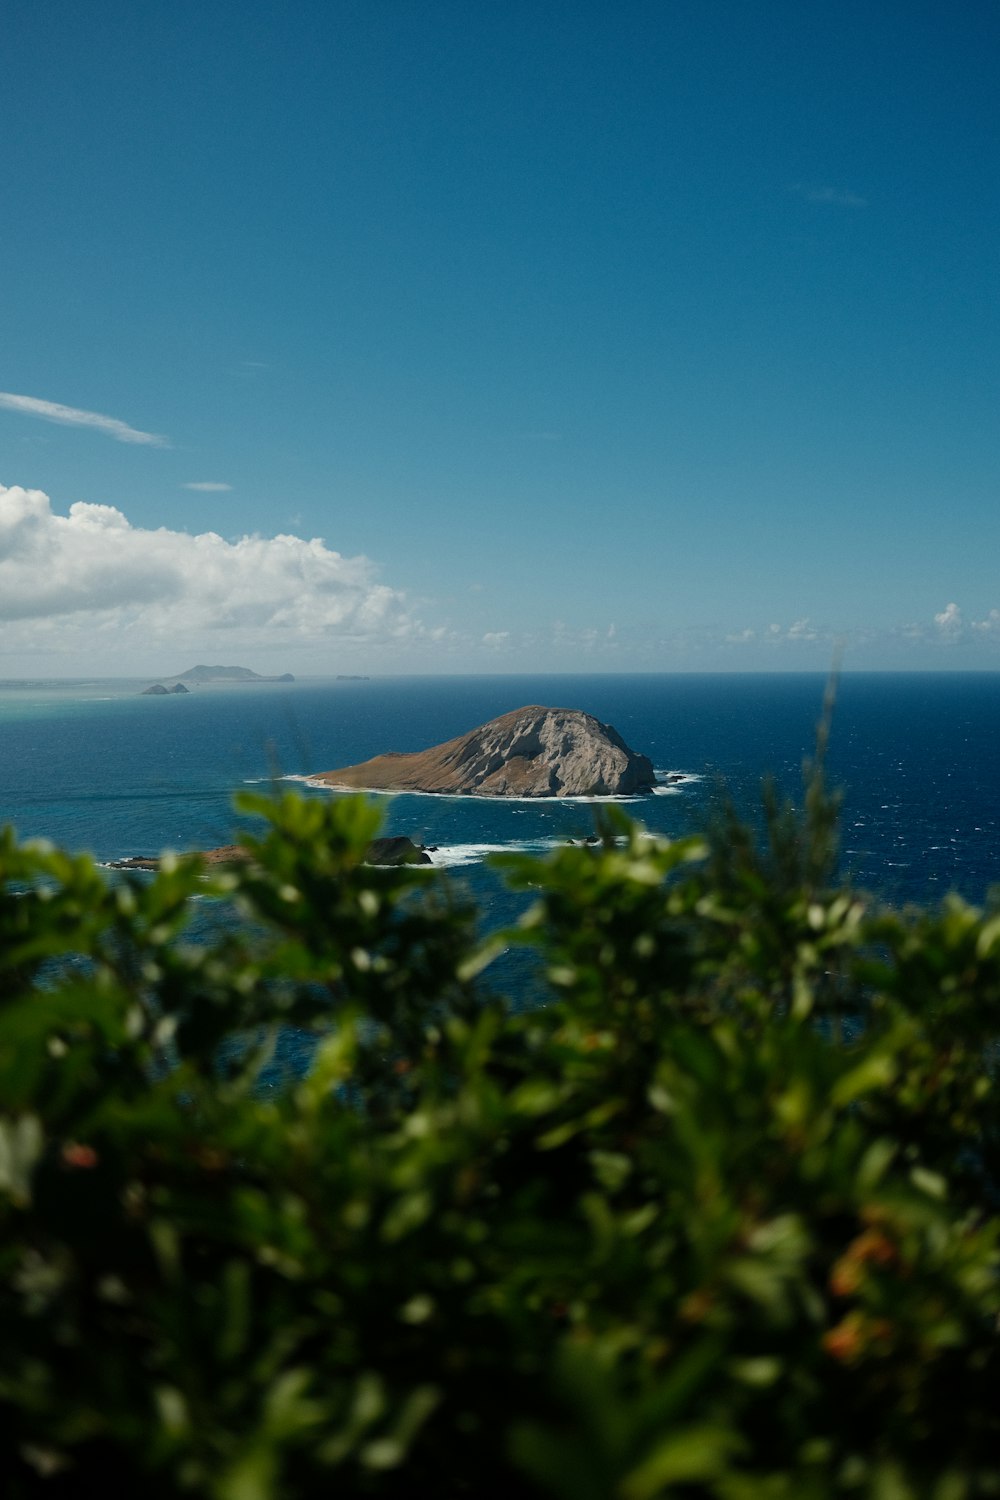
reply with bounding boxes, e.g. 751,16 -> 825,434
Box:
1,0 -> 998,674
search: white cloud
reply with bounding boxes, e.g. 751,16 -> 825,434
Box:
482,631 -> 510,648
0,392 -> 167,447
757,618 -> 821,645
0,483 -> 423,664
934,601 -> 963,639
886,602 -> 1000,653
182,481 -> 233,492
722,618 -> 827,648
928,602 -> 1000,647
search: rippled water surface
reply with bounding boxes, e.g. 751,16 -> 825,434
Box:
2,672 -> 999,909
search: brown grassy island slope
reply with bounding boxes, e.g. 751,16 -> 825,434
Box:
312,705 -> 656,798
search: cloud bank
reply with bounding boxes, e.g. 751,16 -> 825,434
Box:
929,602 -> 1000,645
462,603 -> 1000,672
0,393 -> 167,447
0,484 -> 422,668
4,483 -> 999,675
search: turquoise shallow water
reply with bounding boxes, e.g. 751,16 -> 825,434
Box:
2,672 -> 999,908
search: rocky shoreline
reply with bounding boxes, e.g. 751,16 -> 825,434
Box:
105,837 -> 432,871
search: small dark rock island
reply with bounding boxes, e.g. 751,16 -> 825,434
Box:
365,836 -> 432,866
313,705 -> 656,798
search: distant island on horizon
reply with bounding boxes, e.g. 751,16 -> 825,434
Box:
168,665 -> 295,684
140,665 -> 295,695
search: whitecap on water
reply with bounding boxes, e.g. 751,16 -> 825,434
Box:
427,838 -> 565,868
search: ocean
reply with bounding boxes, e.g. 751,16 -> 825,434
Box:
2,672 -> 999,916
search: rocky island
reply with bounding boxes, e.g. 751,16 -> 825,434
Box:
312,705 -> 657,798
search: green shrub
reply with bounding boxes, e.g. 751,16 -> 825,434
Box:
1,779 -> 999,1498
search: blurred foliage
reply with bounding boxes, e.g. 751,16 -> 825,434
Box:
2,774 -> 1000,1499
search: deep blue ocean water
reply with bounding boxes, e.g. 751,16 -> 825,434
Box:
2,673 -> 999,917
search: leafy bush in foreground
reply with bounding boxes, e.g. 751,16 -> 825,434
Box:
1,782 -> 1000,1498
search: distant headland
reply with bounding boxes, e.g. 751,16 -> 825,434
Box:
312,705 -> 657,798
140,665 -> 295,694
171,665 -> 295,684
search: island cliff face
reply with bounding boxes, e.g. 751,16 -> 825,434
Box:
314,706 -> 656,798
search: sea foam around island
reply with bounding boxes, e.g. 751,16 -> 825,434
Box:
273,771 -> 703,866
281,769 -> 701,804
